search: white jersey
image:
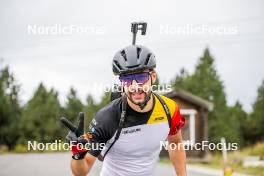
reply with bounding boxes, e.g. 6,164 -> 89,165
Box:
87,95 -> 185,176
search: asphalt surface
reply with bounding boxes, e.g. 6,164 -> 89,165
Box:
0,153 -> 225,176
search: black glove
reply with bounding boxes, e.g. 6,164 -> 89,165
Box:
60,112 -> 89,160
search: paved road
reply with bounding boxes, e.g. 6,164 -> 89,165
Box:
0,153 -> 238,176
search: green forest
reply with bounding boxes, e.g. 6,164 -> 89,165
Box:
0,48 -> 264,151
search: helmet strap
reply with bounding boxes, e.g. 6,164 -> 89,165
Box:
138,92 -> 152,110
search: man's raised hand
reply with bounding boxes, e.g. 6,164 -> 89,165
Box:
60,112 -> 88,160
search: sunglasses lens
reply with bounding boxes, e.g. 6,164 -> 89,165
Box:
134,72 -> 149,84
120,72 -> 149,86
119,75 -> 132,86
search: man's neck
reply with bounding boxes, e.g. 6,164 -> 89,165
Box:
127,93 -> 154,113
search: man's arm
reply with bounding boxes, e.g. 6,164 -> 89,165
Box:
167,130 -> 186,176
69,105 -> 117,175
71,153 -> 96,176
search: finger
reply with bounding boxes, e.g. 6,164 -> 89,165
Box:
66,131 -> 78,143
77,112 -> 84,135
60,117 -> 77,132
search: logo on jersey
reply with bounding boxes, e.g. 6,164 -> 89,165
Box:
91,127 -> 96,133
154,116 -> 164,121
82,133 -> 93,139
91,119 -> 97,126
122,128 -> 141,134
89,119 -> 97,134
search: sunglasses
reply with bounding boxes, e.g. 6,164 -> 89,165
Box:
119,72 -> 150,86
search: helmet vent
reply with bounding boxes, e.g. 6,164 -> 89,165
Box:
114,60 -> 122,70
144,53 -> 151,66
121,50 -> 127,61
136,47 -> 142,58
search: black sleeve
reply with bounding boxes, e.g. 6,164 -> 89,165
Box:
86,100 -> 120,157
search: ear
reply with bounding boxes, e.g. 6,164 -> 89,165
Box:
151,71 -> 157,84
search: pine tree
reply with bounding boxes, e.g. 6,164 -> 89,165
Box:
188,48 -> 227,107
20,83 -> 62,143
227,101 -> 247,146
247,80 -> 264,143
172,48 -> 243,144
172,68 -> 191,90
0,66 -> 21,149
63,87 -> 84,123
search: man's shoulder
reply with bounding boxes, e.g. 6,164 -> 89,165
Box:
156,94 -> 179,115
99,97 -> 122,113
159,94 -> 176,104
95,97 -> 122,122
89,97 -> 122,137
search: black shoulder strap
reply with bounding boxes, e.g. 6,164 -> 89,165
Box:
101,95 -> 127,160
152,92 -> 172,128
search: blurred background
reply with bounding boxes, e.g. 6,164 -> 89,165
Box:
0,0 -> 264,175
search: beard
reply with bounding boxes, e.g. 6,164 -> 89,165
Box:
127,89 -> 152,107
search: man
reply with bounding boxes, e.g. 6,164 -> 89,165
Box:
66,45 -> 186,176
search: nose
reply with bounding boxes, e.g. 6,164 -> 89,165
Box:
128,80 -> 142,91
131,80 -> 138,86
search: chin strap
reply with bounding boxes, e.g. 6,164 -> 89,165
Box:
126,91 -> 152,110
138,77 -> 153,109
128,77 -> 154,110
138,92 -> 152,110
127,89 -> 153,110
